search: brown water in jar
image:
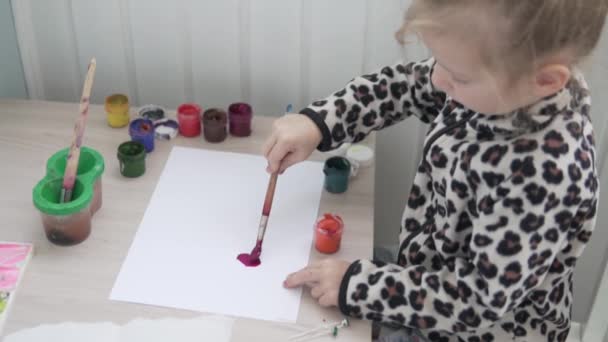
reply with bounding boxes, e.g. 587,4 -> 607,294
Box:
41,209 -> 91,246
91,179 -> 103,215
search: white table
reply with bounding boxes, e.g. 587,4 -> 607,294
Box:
0,99 -> 375,341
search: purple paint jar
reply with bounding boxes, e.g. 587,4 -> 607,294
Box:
129,118 -> 155,153
228,103 -> 253,137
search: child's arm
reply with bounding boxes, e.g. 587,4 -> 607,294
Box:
336,144 -> 598,333
301,58 -> 444,152
264,58 -> 444,173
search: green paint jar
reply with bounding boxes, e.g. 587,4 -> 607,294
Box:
117,141 -> 146,178
323,156 -> 351,194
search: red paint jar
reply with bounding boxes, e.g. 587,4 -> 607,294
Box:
177,103 -> 202,137
228,103 -> 253,137
314,213 -> 344,254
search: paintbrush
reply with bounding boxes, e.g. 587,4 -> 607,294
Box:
237,104 -> 292,266
255,172 -> 279,254
236,172 -> 279,267
61,58 -> 97,203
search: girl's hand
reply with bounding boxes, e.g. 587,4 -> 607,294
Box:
263,114 -> 322,174
283,259 -> 351,307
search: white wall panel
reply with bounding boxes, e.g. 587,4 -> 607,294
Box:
29,0 -> 80,101
187,0 -> 241,110
128,0 -> 185,108
249,0 -> 302,115
70,0 -> 133,105
308,0 -> 367,101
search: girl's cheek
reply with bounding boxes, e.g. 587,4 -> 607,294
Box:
432,67 -> 453,94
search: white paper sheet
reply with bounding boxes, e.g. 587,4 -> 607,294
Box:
110,147 -> 324,322
4,316 -> 234,342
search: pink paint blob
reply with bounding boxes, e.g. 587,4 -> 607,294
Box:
237,240 -> 262,267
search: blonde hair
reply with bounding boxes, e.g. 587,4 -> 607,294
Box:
398,0 -> 608,75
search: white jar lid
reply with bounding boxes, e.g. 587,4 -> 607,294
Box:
138,104 -> 166,122
346,144 -> 374,168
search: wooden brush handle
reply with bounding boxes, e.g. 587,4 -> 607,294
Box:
262,172 -> 278,216
255,173 -> 278,242
61,58 -> 97,201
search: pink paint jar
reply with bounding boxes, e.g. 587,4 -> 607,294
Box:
228,103 -> 253,137
177,103 -> 202,137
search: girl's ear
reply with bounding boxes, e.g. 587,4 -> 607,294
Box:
533,64 -> 571,98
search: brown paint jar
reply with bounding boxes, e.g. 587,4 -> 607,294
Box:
202,108 -> 228,143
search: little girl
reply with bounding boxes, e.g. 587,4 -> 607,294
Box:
264,1 -> 607,341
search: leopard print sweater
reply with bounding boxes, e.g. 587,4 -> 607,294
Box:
299,58 -> 599,342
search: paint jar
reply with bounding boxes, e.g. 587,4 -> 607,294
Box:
177,103 -> 202,137
202,108 -> 227,143
105,94 -> 130,128
346,144 -> 374,168
314,213 -> 344,254
117,141 -> 146,178
228,103 -> 253,137
323,156 -> 352,194
129,118 -> 155,153
138,104 -> 166,122
45,146 -> 105,215
154,119 -> 179,140
34,177 -> 93,246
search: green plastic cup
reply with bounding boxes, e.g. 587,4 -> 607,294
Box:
46,146 -> 105,214
33,177 -> 92,246
33,146 -> 105,246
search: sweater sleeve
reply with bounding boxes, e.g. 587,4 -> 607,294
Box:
300,58 -> 445,151
337,144 -> 598,333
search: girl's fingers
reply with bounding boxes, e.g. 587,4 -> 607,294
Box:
262,134 -> 277,159
310,285 -> 324,299
266,140 -> 291,174
318,291 -> 337,307
278,152 -> 301,174
284,267 -> 319,288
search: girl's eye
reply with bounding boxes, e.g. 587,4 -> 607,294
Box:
453,77 -> 471,85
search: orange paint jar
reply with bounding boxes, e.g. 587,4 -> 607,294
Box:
314,214 -> 344,254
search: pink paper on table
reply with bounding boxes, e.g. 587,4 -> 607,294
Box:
0,244 -> 32,268
0,242 -> 33,334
